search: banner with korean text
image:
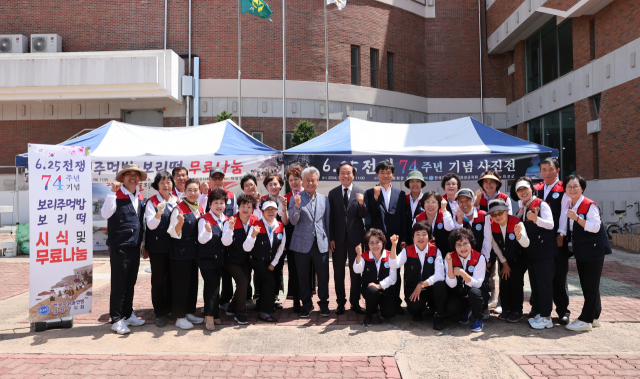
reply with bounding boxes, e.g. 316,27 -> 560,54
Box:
90,154 -> 282,227
28,144 -> 93,322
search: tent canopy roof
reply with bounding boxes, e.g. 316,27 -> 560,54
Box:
284,117 -> 557,156
16,120 -> 278,165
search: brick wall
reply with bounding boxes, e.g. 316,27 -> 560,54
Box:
543,0 -> 582,11
0,119 -> 119,166
486,0 -> 523,37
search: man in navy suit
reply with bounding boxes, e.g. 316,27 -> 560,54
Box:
288,166 -> 331,318
365,160 -> 406,314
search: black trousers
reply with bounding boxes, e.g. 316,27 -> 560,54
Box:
499,258 -> 527,314
225,262 -> 250,316
285,248 -> 300,301
148,251 -> 172,318
447,287 -> 490,320
363,286 -> 397,318
200,267 -> 222,317
295,240 -> 330,310
109,246 -> 141,322
405,281 -> 448,317
219,267 -> 234,305
170,259 -> 198,319
552,247 -> 571,317
527,256 -> 555,318
333,239 -> 361,308
576,258 -> 603,323
274,248 -> 287,296
253,265 -> 277,314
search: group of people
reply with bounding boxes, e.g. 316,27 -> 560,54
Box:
102,156 -> 609,335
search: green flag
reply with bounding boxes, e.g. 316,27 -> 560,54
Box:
241,0 -> 273,21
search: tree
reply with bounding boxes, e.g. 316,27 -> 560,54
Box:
291,120 -> 317,147
215,110 -> 236,123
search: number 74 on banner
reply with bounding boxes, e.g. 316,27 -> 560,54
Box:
41,175 -> 64,191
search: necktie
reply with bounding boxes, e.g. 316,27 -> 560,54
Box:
343,188 -> 349,209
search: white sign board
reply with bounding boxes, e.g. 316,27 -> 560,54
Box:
28,144 -> 93,322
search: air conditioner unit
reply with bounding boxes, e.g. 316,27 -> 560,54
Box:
0,34 -> 28,54
30,34 -> 62,53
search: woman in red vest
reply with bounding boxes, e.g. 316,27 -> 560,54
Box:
168,178 -> 204,330
563,175 -> 610,331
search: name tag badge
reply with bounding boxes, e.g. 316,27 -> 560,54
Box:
227,199 -> 232,204
438,223 -> 443,229
427,256 -> 434,264
579,214 -> 585,219
468,265 -> 475,273
476,224 -> 482,231
509,233 -> 516,240
552,192 -> 560,199
277,233 -> 283,240
384,261 -> 390,268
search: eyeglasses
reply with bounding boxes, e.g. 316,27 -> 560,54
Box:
489,211 -> 505,218
566,185 -> 581,190
455,242 -> 471,249
211,176 -> 224,181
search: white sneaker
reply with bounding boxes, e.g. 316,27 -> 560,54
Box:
592,319 -> 601,327
175,318 -> 194,330
530,316 -> 553,329
186,314 -> 204,324
111,320 -> 131,334
124,312 -> 145,327
566,319 -> 592,331
494,306 -> 503,314
528,314 -> 541,326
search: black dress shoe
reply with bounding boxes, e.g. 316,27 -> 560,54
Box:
433,315 -> 444,331
336,305 -> 345,315
320,305 -> 330,317
351,306 -> 365,315
363,316 -> 373,327
300,308 -> 311,318
293,301 -> 302,314
559,313 -> 570,325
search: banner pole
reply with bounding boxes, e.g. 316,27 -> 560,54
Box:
282,0 -> 286,151
238,0 -> 242,128
324,0 -> 329,131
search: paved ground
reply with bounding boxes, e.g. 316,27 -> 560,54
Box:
1,248 -> 640,378
511,354 -> 640,378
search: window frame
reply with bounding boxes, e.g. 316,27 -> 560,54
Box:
387,52 -> 394,91
351,45 -> 360,86
251,131 -> 264,143
370,48 -> 379,88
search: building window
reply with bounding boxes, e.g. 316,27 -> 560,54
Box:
251,132 -> 264,143
527,105 -> 575,179
525,19 -> 573,93
370,48 -> 379,88
387,52 -> 394,91
589,19 -> 596,61
351,46 -> 360,85
285,132 -> 293,149
592,95 -> 601,118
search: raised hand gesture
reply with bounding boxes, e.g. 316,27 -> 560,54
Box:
205,221 -> 212,233
373,185 -> 381,200
526,207 -> 539,222
251,226 -> 261,238
294,194 -> 302,209
356,193 -> 364,205
514,223 -> 523,240
228,216 -> 237,229
111,181 -> 122,192
390,234 -> 399,246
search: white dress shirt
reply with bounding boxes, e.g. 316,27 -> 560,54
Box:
453,207 -> 492,260
173,187 -> 186,201
445,195 -> 460,215
567,195 -> 601,233
101,186 -> 141,219
198,190 -> 239,216
491,221 -> 530,263
413,210 -> 455,232
518,198 -> 555,230
390,245 -> 445,287
145,193 -> 178,230
221,216 -> 252,246
408,192 -> 423,217
380,184 -> 393,210
168,203 -> 202,239
243,215 -> 287,267
445,253 -> 487,289
353,250 -> 397,290
197,211 -> 228,244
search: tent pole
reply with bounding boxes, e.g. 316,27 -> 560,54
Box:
478,0 -> 484,123
15,166 -> 19,225
282,0 -> 286,151
238,0 -> 242,128
186,0 -> 192,127
324,0 -> 329,131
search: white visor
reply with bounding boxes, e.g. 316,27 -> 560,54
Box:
515,180 -> 531,190
261,201 -> 278,210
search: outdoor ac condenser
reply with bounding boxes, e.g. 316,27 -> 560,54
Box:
0,34 -> 28,54
30,34 -> 62,53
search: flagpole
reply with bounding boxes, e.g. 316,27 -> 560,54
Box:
238,0 -> 242,127
323,0 -> 329,131
282,0 -> 286,151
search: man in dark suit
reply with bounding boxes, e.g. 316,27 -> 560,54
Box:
288,166 -> 331,318
365,160 -> 406,314
329,162 -> 368,315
